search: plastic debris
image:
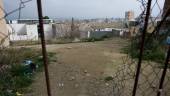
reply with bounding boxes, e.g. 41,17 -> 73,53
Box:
23,60 -> 36,73
16,92 -> 23,96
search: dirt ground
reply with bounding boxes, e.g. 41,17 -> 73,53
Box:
26,38 -> 128,96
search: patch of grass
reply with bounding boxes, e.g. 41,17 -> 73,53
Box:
10,38 -> 73,46
10,41 -> 40,46
0,47 -> 40,65
46,38 -> 73,44
0,48 -> 56,95
81,37 -> 105,42
0,65 -> 33,95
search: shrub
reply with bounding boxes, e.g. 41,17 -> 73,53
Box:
123,34 -> 166,63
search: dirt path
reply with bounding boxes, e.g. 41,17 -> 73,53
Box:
27,38 -> 127,96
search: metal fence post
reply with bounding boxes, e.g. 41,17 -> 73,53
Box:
132,0 -> 152,96
157,41 -> 170,96
36,0 -> 52,96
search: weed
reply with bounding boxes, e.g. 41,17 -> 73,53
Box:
104,76 -> 113,82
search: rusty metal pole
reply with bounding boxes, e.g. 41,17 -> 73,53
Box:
36,0 -> 52,96
132,0 -> 152,96
157,42 -> 170,96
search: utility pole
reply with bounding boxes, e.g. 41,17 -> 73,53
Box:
71,17 -> 75,38
156,0 -> 170,96
71,17 -> 75,31
157,43 -> 170,96
36,0 -> 52,96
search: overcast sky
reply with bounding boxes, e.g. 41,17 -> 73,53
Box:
3,0 -> 165,20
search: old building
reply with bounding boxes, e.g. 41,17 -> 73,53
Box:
0,0 -> 9,47
125,11 -> 135,21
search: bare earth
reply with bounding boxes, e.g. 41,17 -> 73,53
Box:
26,38 -> 127,96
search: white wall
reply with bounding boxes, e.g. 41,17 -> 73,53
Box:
9,24 -> 27,35
44,24 -> 54,40
26,25 -> 39,40
8,24 -> 39,41
8,24 -> 56,41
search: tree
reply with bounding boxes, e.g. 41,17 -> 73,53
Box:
43,16 -> 49,19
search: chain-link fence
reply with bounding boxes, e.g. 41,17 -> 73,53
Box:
0,0 -> 48,95
0,0 -> 170,96
112,0 -> 170,96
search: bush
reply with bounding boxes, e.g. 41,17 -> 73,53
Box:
122,34 -> 166,63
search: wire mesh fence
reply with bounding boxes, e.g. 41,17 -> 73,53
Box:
0,0 -> 170,96
112,0 -> 170,96
0,0 -> 46,95
112,55 -> 170,96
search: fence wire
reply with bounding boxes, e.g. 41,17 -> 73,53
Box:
0,0 -> 38,95
0,0 -> 170,96
112,0 -> 170,96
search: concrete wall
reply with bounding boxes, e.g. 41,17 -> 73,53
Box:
7,22 -> 124,41
79,24 -> 92,39
8,24 -> 56,41
26,25 -> 39,40
80,26 -> 123,39
44,24 -> 54,40
8,24 -> 38,41
0,0 -> 9,47
52,24 -> 71,38
80,31 -> 88,39
8,24 -> 27,35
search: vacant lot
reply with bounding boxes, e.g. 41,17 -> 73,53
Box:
26,38 -> 128,96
